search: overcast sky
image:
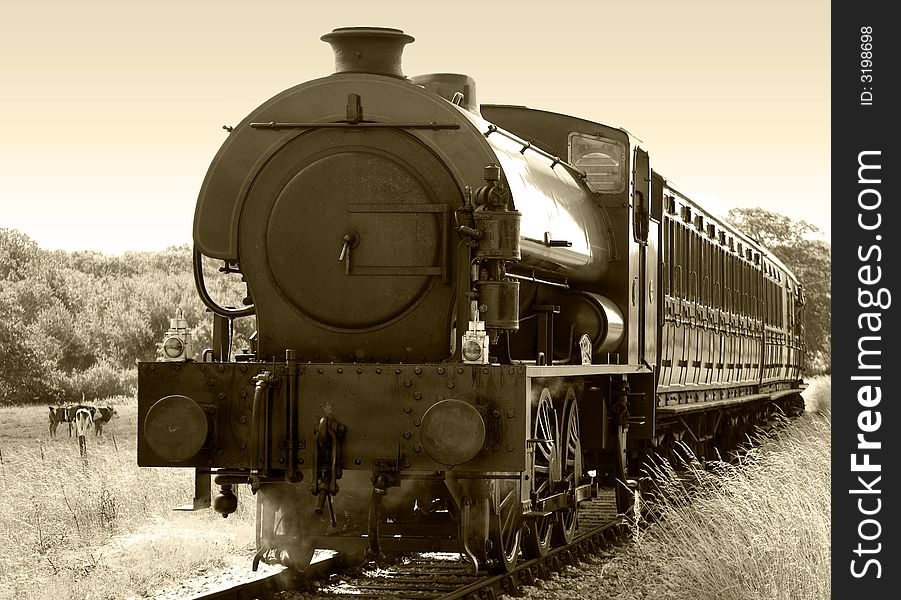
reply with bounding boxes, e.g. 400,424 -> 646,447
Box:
1,1 -> 829,254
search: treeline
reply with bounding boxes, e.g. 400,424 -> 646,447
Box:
0,229 -> 250,405
1,209 -> 830,404
726,208 -> 831,374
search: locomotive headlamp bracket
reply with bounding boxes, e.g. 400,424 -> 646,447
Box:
161,308 -> 192,362
462,321 -> 490,364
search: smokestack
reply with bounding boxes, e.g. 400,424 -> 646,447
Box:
321,27 -> 414,79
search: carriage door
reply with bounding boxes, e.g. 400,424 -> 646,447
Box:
632,147 -> 657,365
630,147 -> 657,440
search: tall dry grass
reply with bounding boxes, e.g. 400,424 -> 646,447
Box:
0,400 -> 256,600
1,380 -> 832,599
626,376 -> 831,599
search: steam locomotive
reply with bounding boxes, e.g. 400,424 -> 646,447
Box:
137,27 -> 805,574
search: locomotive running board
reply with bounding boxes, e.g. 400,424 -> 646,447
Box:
525,364 -> 653,377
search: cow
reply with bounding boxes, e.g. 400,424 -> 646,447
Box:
73,407 -> 93,458
49,403 -> 101,438
48,405 -> 72,438
91,406 -> 120,436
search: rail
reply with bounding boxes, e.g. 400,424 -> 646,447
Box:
183,495 -> 626,600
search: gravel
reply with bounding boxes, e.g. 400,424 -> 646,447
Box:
510,543 -> 676,600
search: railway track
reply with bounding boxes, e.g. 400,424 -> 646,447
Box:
183,494 -> 627,600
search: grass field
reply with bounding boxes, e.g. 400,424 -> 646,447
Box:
608,376 -> 832,599
0,378 -> 831,599
0,399 -> 256,600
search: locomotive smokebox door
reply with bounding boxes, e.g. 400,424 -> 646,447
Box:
239,123 -> 460,363
262,130 -> 449,330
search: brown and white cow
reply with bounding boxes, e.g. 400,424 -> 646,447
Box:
49,403 -> 114,437
73,407 -> 93,458
48,405 -> 91,438
91,406 -> 119,436
48,405 -> 72,438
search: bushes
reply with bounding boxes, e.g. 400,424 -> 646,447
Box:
0,229 -> 249,405
54,361 -> 138,403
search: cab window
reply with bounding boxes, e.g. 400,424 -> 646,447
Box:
568,133 -> 626,193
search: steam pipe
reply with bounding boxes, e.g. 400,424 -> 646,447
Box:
192,247 -> 255,318
366,474 -> 389,559
285,350 -> 301,483
251,372 -> 273,477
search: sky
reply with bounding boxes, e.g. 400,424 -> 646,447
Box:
1,1 -> 829,254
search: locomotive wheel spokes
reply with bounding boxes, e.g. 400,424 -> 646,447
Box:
553,390 -> 582,546
522,390 -> 556,558
487,478 -> 522,574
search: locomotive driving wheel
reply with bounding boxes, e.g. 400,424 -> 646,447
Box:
522,390 -> 556,558
553,388 -> 582,546
487,478 -> 522,574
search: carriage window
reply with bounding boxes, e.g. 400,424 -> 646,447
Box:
673,223 -> 683,298
665,219 -> 674,294
568,133 -> 626,193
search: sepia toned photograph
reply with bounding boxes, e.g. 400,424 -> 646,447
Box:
1,2 -> 831,599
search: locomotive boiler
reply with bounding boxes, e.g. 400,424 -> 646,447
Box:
137,27 -> 806,574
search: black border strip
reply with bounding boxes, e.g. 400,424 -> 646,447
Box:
832,2 -> 899,596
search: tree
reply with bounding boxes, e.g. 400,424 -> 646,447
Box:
726,208 -> 819,249
0,228 -> 39,281
727,208 -> 831,373
0,298 -> 58,402
1,231 -> 256,404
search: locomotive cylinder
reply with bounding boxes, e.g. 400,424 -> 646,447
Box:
552,291 -> 624,361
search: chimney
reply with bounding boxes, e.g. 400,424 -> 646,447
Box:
321,27 -> 414,79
